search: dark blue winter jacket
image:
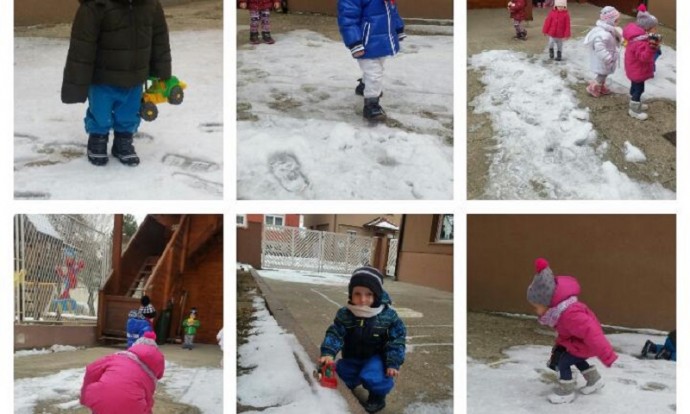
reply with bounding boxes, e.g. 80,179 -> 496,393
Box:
337,0 -> 406,59
126,313 -> 152,348
320,302 -> 406,370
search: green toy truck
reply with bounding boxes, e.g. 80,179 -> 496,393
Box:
140,76 -> 187,122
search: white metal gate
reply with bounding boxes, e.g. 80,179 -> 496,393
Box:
14,215 -> 113,324
262,225 -> 375,273
386,238 -> 398,276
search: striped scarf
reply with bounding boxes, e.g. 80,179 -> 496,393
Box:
538,296 -> 578,328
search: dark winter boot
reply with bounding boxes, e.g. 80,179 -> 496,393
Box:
364,393 -> 386,413
112,132 -> 140,166
641,340 -> 656,358
520,30 -> 527,40
249,32 -> 260,45
262,31 -> 275,44
656,348 -> 671,360
363,97 -> 386,121
556,51 -> 562,61
549,48 -> 554,59
87,133 -> 109,166
580,366 -> 604,394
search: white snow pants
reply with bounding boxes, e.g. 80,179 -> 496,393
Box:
358,57 -> 387,99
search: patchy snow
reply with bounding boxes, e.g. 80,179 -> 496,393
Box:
258,268 -> 351,286
237,30 -> 453,200
14,357 -> 222,413
468,332 -> 675,413
160,362 -> 223,414
623,141 -> 647,163
403,399 -> 453,414
15,344 -> 80,357
14,30 -> 222,200
469,42 -> 676,200
237,295 -> 350,413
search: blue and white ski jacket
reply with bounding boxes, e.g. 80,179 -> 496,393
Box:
338,0 -> 406,59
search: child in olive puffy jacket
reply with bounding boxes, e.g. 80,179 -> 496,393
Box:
181,307 -> 201,350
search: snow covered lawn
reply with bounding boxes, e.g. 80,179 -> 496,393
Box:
14,30 -> 222,200
468,41 -> 676,199
468,333 -> 675,413
237,30 -> 453,200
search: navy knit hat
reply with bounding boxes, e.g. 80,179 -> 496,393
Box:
140,295 -> 156,318
349,266 -> 384,307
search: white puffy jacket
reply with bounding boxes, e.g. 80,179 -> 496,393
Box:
583,21 -> 622,75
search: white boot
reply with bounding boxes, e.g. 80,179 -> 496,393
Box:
580,366 -> 605,394
548,379 -> 576,404
628,101 -> 648,121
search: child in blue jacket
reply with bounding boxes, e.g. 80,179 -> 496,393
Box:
337,0 -> 406,121
641,330 -> 676,361
126,310 -> 153,348
319,266 -> 406,413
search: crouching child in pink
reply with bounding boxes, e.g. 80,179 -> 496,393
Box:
527,258 -> 617,404
80,331 -> 165,414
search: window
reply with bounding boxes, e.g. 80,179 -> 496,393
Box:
435,214 -> 453,243
265,215 -> 285,226
236,215 -> 247,228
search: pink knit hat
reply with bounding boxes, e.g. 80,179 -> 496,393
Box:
600,6 -> 620,25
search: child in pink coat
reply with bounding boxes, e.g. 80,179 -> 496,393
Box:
542,0 -> 571,61
623,11 -> 661,121
527,258 -> 617,404
80,331 -> 165,414
508,0 -> 528,40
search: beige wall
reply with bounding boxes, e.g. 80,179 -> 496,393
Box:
303,214 -> 401,236
397,215 -> 453,292
287,0 -> 453,20
467,215 -> 676,330
15,325 -> 97,350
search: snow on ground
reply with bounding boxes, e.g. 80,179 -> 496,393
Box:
258,268 -> 351,286
468,332 -> 675,413
14,354 -> 222,413
15,344 -> 80,357
403,399 -> 454,414
237,30 -> 453,200
160,361 -> 223,414
14,30 -> 222,200
469,42 -> 676,200
237,295 -> 351,413
624,141 -> 647,163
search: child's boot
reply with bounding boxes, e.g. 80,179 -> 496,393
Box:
548,379 -> 576,404
355,78 -> 365,96
262,32 -> 275,44
599,84 -> 613,95
364,393 -> 386,413
641,340 -> 656,357
549,48 -> 554,59
112,132 -> 140,166
521,30 -> 527,40
555,51 -> 562,61
363,97 -> 386,121
628,101 -> 648,121
586,81 -> 601,97
249,32 -> 260,44
580,367 -> 605,394
87,133 -> 109,166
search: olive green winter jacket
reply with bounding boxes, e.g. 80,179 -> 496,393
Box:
61,0 -> 172,104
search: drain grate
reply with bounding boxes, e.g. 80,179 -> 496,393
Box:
663,131 -> 676,146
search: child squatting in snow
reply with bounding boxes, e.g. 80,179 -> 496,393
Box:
527,258 -> 618,404
80,331 -> 165,414
541,0 -> 571,61
61,0 -> 172,167
319,266 -> 407,413
337,0 -> 406,122
238,0 -> 281,45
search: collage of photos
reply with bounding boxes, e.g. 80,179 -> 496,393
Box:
7,0 -> 680,414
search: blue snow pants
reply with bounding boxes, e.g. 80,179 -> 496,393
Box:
558,351 -> 591,380
336,355 -> 394,396
85,84 -> 142,135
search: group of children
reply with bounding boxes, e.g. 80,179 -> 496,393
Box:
508,1 -> 663,121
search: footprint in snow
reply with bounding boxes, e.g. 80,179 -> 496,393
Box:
162,154 -> 220,172
268,152 -> 310,194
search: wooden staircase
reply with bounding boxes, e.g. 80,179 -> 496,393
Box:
126,256 -> 159,297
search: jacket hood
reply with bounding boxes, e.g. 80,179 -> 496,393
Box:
623,23 -> 647,41
129,343 -> 165,379
550,275 -> 580,307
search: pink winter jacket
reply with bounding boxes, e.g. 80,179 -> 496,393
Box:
551,276 -> 618,367
80,343 -> 165,414
623,23 -> 657,83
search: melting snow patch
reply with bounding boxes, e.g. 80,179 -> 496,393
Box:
624,141 -> 647,163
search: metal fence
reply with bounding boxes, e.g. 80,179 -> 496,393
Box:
262,225 -> 375,273
14,215 -> 112,324
386,238 -> 398,276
